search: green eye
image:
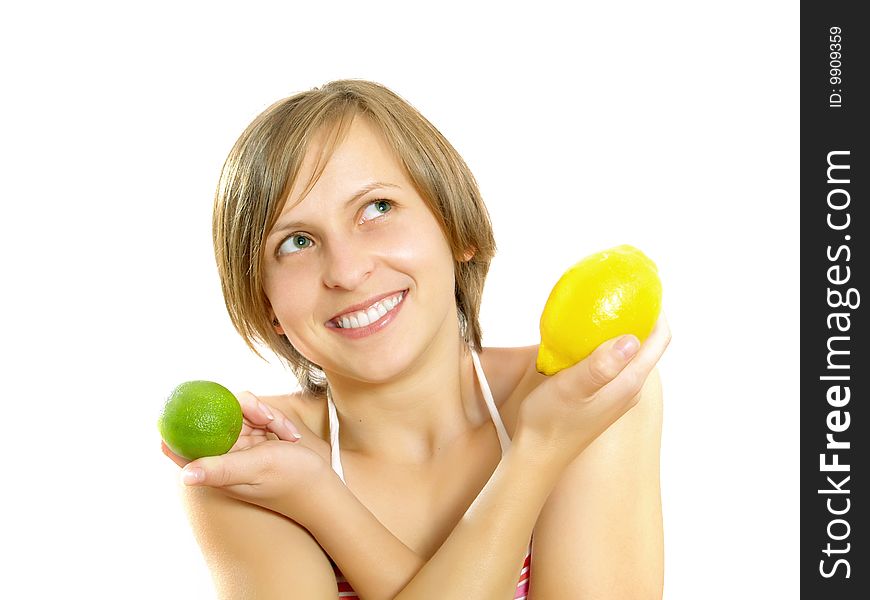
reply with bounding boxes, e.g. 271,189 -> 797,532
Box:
278,234 -> 313,255
361,200 -> 392,222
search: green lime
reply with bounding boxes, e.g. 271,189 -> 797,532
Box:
158,380 -> 243,461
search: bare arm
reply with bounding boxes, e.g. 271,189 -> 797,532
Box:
186,318 -> 670,599
529,368 -> 664,598
296,430 -> 566,600
300,321 -> 670,599
183,434 -> 557,600
396,432 -> 564,599
182,485 -> 340,599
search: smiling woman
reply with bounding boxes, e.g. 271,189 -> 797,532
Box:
260,114 -> 483,389
213,81 -> 496,398
171,79 -> 670,599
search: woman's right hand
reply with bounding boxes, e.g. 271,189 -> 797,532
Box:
161,390 -> 304,468
515,312 -> 671,464
161,391 -> 331,524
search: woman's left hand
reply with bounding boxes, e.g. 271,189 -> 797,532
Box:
161,391 -> 332,523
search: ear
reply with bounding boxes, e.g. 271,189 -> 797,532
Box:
268,309 -> 285,335
460,247 -> 476,262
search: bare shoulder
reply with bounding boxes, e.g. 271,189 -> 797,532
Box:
529,368 -> 664,597
478,345 -> 538,405
479,344 -> 543,436
635,365 -> 664,423
587,365 -> 663,455
254,389 -> 317,426
181,484 -> 338,598
255,389 -> 332,462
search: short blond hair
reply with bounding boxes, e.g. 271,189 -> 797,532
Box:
213,79 -> 496,397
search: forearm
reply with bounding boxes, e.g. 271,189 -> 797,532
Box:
393,433 -> 568,600
294,434 -> 570,600
296,467 -> 425,600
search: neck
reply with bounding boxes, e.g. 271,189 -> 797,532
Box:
324,330 -> 486,465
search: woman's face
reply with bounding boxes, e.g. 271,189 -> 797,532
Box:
262,116 -> 461,384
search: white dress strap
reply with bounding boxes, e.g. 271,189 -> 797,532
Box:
327,348 -> 510,484
327,387 -> 346,483
471,349 -> 512,455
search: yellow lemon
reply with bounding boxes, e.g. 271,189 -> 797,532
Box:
158,380 -> 243,461
536,244 -> 662,375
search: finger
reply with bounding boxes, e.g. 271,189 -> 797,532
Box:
236,391 -> 276,427
161,440 -> 190,468
262,406 -> 303,442
550,332 -> 642,400
597,311 -> 671,406
237,395 -> 303,442
181,443 -> 276,487
231,417 -> 301,453
231,434 -> 266,451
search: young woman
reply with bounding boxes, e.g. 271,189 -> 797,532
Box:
163,79 -> 671,599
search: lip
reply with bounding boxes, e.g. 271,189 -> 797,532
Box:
325,289 -> 408,339
326,289 -> 408,324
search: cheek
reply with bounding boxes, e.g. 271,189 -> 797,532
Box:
403,220 -> 456,292
265,279 -> 320,359
263,265 -> 316,322
379,220 -> 455,279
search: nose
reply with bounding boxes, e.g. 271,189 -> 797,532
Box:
321,236 -> 375,290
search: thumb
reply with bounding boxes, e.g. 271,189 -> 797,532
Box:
181,449 -> 263,488
552,334 -> 640,400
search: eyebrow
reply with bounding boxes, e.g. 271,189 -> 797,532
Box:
269,181 -> 400,239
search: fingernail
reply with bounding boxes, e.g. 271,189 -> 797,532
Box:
182,467 -> 204,485
284,418 -> 302,440
258,401 -> 275,420
614,335 -> 639,359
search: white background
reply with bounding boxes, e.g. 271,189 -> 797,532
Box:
1,1 -> 798,598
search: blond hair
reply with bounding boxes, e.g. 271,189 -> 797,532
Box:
213,79 -> 496,397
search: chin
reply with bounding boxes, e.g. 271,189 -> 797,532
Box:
353,347 -> 418,383
325,337 -> 434,386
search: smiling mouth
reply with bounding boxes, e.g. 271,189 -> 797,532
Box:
328,290 -> 407,329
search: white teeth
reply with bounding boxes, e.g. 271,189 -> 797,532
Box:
333,291 -> 405,329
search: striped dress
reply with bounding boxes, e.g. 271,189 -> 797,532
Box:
326,350 -> 533,599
